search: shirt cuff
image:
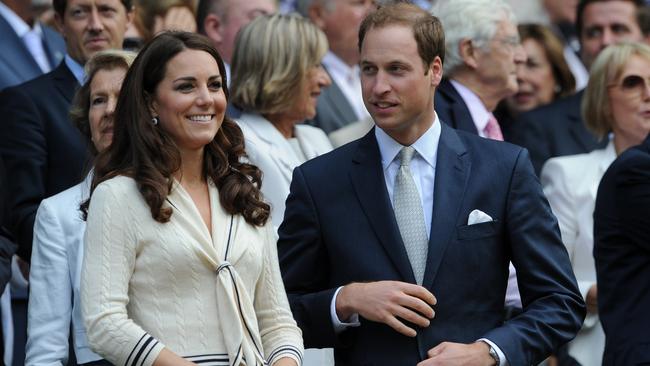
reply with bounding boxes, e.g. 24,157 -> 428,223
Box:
330,286 -> 360,333
478,338 -> 508,366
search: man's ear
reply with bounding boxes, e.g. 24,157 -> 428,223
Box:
308,3 -> 327,30
428,56 -> 444,87
203,13 -> 224,44
54,11 -> 64,35
458,38 -> 479,69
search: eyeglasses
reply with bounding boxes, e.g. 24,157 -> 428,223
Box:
608,74 -> 650,95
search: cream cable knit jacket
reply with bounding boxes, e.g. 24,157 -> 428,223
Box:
81,176 -> 303,366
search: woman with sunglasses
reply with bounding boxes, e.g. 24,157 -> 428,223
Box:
540,41 -> 650,366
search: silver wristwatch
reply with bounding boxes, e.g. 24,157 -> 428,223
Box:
486,343 -> 500,365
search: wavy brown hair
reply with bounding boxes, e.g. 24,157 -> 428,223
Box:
83,31 -> 270,226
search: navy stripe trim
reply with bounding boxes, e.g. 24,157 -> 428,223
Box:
124,334 -> 147,366
267,345 -> 303,363
130,335 -> 154,366
140,340 -> 159,366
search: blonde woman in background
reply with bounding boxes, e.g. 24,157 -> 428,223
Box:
541,41 -> 650,366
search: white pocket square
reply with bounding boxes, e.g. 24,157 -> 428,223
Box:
467,209 -> 493,225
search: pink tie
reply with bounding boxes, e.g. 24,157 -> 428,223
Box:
484,114 -> 504,141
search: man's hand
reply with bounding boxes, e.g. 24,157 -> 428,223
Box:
336,281 -> 436,337
417,342 -> 495,366
586,284 -> 598,314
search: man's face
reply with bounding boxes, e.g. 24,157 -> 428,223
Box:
315,0 -> 375,66
360,24 -> 442,145
580,1 -> 643,68
56,0 -> 131,64
472,19 -> 526,105
219,0 -> 276,63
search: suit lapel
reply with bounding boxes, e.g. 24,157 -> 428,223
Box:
322,69 -> 357,124
436,79 -> 479,135
52,61 -> 79,103
0,16 -> 43,79
350,131 -> 416,282
422,125 -> 471,289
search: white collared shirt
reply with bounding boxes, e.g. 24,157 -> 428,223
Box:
321,51 -> 369,121
0,2 -> 51,73
375,116 -> 441,237
449,79 -> 491,137
66,55 -> 85,85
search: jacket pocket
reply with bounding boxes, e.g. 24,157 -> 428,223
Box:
456,221 -> 499,240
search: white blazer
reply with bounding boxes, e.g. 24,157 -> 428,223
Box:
237,113 -> 333,228
541,141 -> 616,366
26,173 -> 103,365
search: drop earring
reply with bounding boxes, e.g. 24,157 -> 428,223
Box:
151,116 -> 159,125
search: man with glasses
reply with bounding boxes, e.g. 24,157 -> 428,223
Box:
432,0 -> 525,141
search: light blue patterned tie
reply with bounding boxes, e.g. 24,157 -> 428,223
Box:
393,146 -> 429,284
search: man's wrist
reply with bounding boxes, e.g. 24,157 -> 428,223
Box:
336,283 -> 358,321
477,340 -> 499,366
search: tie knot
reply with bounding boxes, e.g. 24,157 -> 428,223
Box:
399,146 -> 416,166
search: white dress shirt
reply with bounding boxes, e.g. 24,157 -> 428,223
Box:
0,2 -> 51,73
322,51 -> 370,121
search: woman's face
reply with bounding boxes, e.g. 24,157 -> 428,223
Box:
608,54 -> 650,148
151,48 -> 227,153
88,67 -> 127,152
286,64 -> 331,123
506,38 -> 557,114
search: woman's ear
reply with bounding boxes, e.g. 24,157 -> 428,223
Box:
146,93 -> 158,117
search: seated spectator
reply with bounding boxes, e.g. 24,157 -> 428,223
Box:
124,0 -> 197,50
494,23 -> 576,136
541,41 -> 650,366
230,14 -> 332,230
25,49 -> 135,366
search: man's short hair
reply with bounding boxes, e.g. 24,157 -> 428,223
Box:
196,0 -> 226,34
582,41 -> 650,138
576,0 -> 645,37
432,0 -> 515,75
358,2 -> 444,70
53,0 -> 132,17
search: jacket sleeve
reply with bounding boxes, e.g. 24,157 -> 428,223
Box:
81,182 -> 165,366
255,224 -> 304,365
26,199 -> 73,365
482,148 -> 586,365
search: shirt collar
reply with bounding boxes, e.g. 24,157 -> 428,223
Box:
0,2 -> 42,38
449,79 -> 491,132
375,113 -> 442,171
322,51 -> 359,79
65,55 -> 85,85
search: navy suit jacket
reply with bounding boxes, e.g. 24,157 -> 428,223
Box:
0,15 -> 65,91
0,61 -> 88,261
278,123 -> 585,366
594,134 -> 650,365
509,91 -> 607,175
434,78 -> 480,135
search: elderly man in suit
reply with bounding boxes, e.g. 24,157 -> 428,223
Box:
297,0 -> 375,134
432,0 -> 525,140
0,0 -> 65,91
0,0 -> 132,263
510,0 -> 646,174
594,133 -> 650,365
278,3 -> 585,366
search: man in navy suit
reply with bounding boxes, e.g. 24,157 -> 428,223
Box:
0,0 -> 132,262
278,3 -> 585,366
0,0 -> 65,91
594,133 -> 650,365
510,0 -> 645,174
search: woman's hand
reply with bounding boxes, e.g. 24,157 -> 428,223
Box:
586,284 -> 598,314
